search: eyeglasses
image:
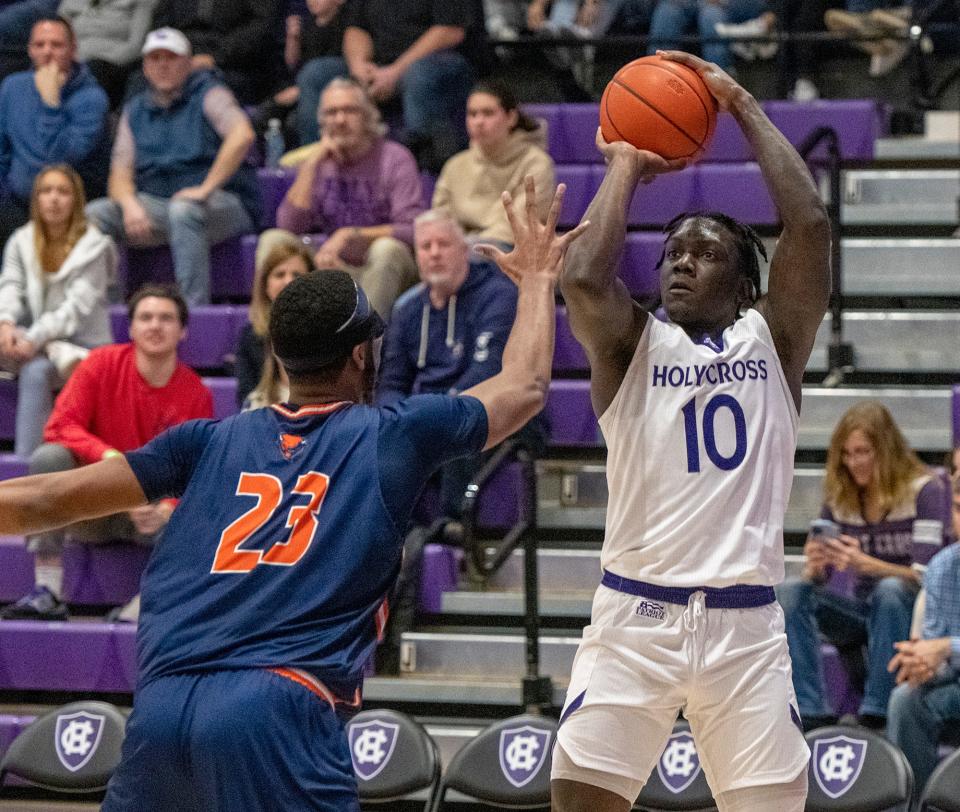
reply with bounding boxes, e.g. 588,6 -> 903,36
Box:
320,105 -> 363,118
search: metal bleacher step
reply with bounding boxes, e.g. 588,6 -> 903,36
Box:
808,311 -> 960,373
840,169 -> 960,225
441,554 -> 807,619
364,674 -> 567,707
538,463 -> 831,536
836,238 -> 960,297
398,630 -> 580,683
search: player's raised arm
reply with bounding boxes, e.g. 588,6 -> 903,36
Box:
561,131 -> 687,416
0,456 -> 148,535
662,51 -> 830,410
465,178 -> 588,450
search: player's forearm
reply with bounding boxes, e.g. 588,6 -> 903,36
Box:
501,273 -> 556,398
0,459 -> 146,534
560,153 -> 638,297
727,90 -> 828,233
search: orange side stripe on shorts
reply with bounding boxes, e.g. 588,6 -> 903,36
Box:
269,667 -> 337,708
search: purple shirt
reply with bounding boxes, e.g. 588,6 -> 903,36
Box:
276,138 -> 423,247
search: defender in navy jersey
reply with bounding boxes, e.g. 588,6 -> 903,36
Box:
551,52 -> 831,812
0,179 -> 587,811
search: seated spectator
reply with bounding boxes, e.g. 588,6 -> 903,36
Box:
295,0 -> 478,171
0,165 -> 114,457
887,473 -> 960,803
824,3 -> 912,77
0,14 -> 109,250
527,0 -> 650,38
0,283 -> 212,622
777,401 -> 950,731
432,80 -> 555,249
149,0 -> 284,104
0,0 -> 58,79
235,237 -> 315,409
276,78 -> 422,318
57,0 -> 159,109
258,0 -> 348,145
374,208 -> 546,674
86,27 -> 259,305
646,0 -> 772,73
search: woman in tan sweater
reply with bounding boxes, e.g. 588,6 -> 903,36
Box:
432,80 -> 555,248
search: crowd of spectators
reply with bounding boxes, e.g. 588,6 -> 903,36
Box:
0,9 -> 956,784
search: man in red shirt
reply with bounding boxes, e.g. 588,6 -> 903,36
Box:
1,284 -> 213,621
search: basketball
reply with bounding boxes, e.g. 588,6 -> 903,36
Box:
600,54 -> 718,160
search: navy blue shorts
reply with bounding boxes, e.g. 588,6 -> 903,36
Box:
102,669 -> 359,812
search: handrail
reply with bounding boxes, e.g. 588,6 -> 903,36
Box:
796,126 -> 854,387
458,438 -> 552,711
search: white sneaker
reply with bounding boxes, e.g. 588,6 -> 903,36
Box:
715,16 -> 778,61
790,77 -> 820,102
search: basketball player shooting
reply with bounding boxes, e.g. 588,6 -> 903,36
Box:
0,180 -> 586,811
550,51 -> 831,812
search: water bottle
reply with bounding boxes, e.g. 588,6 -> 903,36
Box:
264,118 -> 285,168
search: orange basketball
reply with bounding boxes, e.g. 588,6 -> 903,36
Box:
600,54 -> 718,161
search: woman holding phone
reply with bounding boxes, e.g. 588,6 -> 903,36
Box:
777,401 -> 951,732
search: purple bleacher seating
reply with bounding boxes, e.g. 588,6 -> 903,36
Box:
0,453 -> 27,482
524,100 -> 887,165
822,643 -> 861,717
524,103 -> 603,164
544,379 -> 600,446
554,165 -> 596,228
117,236 -> 251,301
621,232 -> 664,300
952,385 -> 960,447
204,377 -> 240,420
421,171 -> 436,208
764,99 -> 888,161
111,305 -> 245,370
700,113 -> 753,162
61,542 -> 150,606
0,379 -> 15,443
554,308 -> 587,373
419,544 -> 463,613
258,167 -> 296,229
0,621 -> 137,693
0,536 -> 36,603
556,164 -> 778,229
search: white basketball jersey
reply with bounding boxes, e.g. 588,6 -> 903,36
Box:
598,309 -> 798,587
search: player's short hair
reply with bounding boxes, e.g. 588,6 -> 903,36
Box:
269,270 -> 384,376
127,283 -> 189,326
661,212 -> 767,305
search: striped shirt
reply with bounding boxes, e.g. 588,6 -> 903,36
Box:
922,543 -> 960,669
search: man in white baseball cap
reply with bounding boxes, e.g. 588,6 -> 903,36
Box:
141,27 -> 192,58
85,26 -> 260,305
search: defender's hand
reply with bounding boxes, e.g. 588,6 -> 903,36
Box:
474,177 -> 589,286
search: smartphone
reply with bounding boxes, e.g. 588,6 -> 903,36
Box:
809,519 -> 840,541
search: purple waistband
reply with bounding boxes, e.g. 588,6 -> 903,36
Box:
601,570 -> 776,609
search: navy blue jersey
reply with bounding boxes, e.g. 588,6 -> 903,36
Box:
124,395 -> 487,699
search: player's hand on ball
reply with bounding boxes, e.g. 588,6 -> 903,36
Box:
474,176 -> 589,285
595,128 -> 688,183
657,50 -> 744,111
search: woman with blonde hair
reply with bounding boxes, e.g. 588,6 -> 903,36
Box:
778,401 -> 950,731
0,163 -> 114,455
234,237 -> 314,408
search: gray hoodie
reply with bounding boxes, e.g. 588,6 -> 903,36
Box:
58,0 -> 160,66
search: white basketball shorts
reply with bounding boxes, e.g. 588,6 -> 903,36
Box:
552,583 -> 810,802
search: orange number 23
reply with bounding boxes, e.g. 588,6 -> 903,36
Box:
211,472 -> 329,573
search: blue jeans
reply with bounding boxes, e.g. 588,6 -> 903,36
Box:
647,0 -> 769,69
86,191 -> 253,305
777,575 -> 917,718
887,674 -> 960,800
14,354 -> 56,457
295,51 -> 472,147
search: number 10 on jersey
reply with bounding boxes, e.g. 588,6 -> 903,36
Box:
681,394 -> 747,473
